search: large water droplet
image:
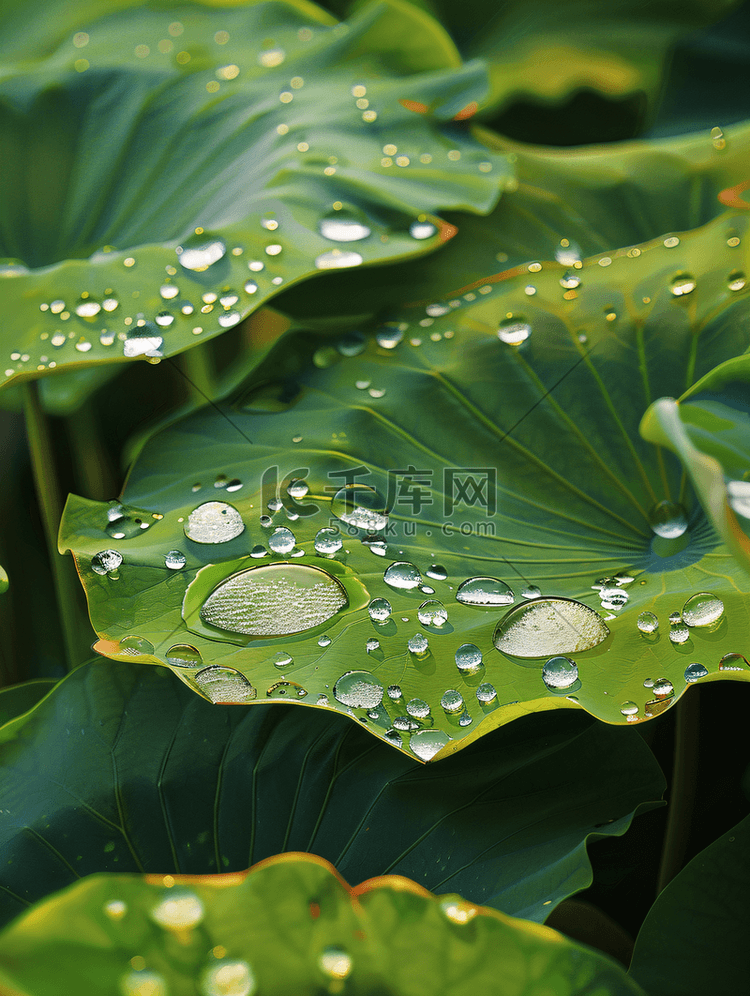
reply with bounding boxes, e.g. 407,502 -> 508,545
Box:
620,701 -> 638,718
685,662 -> 708,682
120,970 -> 168,996
648,500 -> 688,539
368,597 -> 392,622
670,273 -> 696,297
417,599 -> 447,627
408,633 -> 429,657
682,592 -> 724,627
559,271 -> 581,289
542,656 -> 578,689
319,211 -> 371,242
426,564 -> 447,581
669,623 -> 690,645
150,891 -> 204,930
333,670 -> 384,708
441,689 -> 464,714
498,317 -> 531,345
494,597 -> 609,657
178,234 -> 227,271
366,637 -> 380,653
555,242 -> 581,266
314,527 -> 342,554
91,549 -> 122,575
456,576 -> 514,606
315,249 -> 363,269
200,960 -> 256,996
164,550 -> 187,570
406,697 -> 430,719
105,502 -> 153,540
375,324 -> 404,349
268,526 -> 296,554
637,611 -> 658,634
410,220 -> 436,240
653,677 -> 674,698
331,484 -> 388,531
383,561 -> 421,589
119,636 -> 154,656
75,297 -> 101,318
185,502 -> 244,544
318,948 -> 352,980
195,666 -> 257,703
387,684 -> 402,700
476,682 -> 496,703
728,270 -> 746,292
124,333 -> 163,358
165,644 -> 202,668
455,643 -> 483,673
200,564 -> 347,637
410,729 -> 449,760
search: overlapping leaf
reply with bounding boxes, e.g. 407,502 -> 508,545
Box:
0,563 -> 7,595
0,659 -> 663,926
0,0 -> 511,391
629,814 -> 750,996
0,678 -> 54,727
0,852 -> 645,996
61,130 -> 750,757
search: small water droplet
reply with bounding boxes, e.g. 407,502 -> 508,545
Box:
150,891 -> 204,930
426,564 -> 447,580
406,697 -> 430,719
200,959 -> 256,996
218,310 -> 241,328
185,501 -> 244,543
456,576 -> 514,606
368,596 -> 392,622
314,526 -> 342,554
728,270 -> 746,292
268,526 -> 296,554
476,682 -> 496,703
649,500 -> 688,538
375,324 -> 404,349
318,947 -> 352,980
637,611 -> 659,634
410,728 -> 449,760
315,249 -> 363,269
120,969 -> 168,996
165,644 -> 202,668
521,584 -> 541,598
620,701 -> 638,718
653,677 -> 674,698
331,484 -> 388,530
682,592 -> 724,627
455,643 -> 483,673
417,599 -> 447,627
75,297 -> 101,317
177,233 -> 227,271
384,561 -> 421,589
250,545 -> 267,558
408,633 -> 429,657
669,611 -> 682,625
669,623 -> 690,644
160,283 -> 179,300
439,896 -> 478,924
91,549 -> 123,575
685,662 -> 708,682
195,666 -> 257,703
119,636 -> 154,657
542,656 -> 579,689
317,693 -> 330,705
409,220 -> 436,240
559,271 -> 581,289
334,670 -> 385,708
123,331 -> 163,358
104,899 -> 127,920
441,689 -> 464,714
366,637 -> 380,652
387,684 -> 402,699
164,550 -> 186,570
720,653 -> 748,671
155,311 -> 175,327
286,479 -> 309,499
498,317 -> 531,345
319,212 -> 371,242
337,330 -> 366,356
318,634 -> 331,647
555,242 -> 581,266
670,273 -> 696,297
393,715 -> 415,731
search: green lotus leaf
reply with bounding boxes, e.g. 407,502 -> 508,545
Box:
629,813 -> 750,996
276,119 -> 750,320
0,852 -> 645,996
640,354 -> 750,574
0,659 -> 663,927
0,0 -> 511,392
59,162 -> 750,757
0,563 -> 7,594
0,678 -> 56,727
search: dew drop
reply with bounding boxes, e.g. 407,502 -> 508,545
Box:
387,684 -> 402,699
315,249 -> 363,269
218,311 -> 241,328
384,561 -> 421,589
410,728 -> 449,760
200,564 -> 347,636
682,592 -> 724,627
91,549 -> 123,575
648,500 -> 688,538
555,242 -> 581,266
637,611 -> 658,634
408,633 -> 429,657
155,311 -> 175,328
185,502 -> 244,543
104,899 -> 127,920
653,677 -> 674,698
120,969 -> 168,996
362,534 -> 388,556
177,233 -> 227,271
441,689 -> 464,714
75,297 -> 101,317
331,484 -> 388,530
287,479 -> 309,499
368,596 -> 392,622
366,637 -> 380,653
333,670 -> 385,708
318,634 -> 331,647
162,550 -> 186,571
476,682 -> 496,703
314,526 -> 342,554
498,317 -> 531,345
165,644 -> 202,668
119,636 -> 154,656
455,643 -> 483,673
456,576 -> 514,606
268,526 -> 296,554
375,324 -> 404,349
417,599 -> 447,627
728,270 -> 746,292
542,656 -> 578,689
426,564 -> 447,581
337,330 -> 366,356
406,697 -> 430,719
319,212 -> 371,242
620,701 -> 638,717
200,959 -> 256,996
318,947 -> 352,980
559,271 -> 581,289
669,623 -> 690,645
495,597 -> 609,657
195,666 -> 257,703
521,584 -> 541,598
440,896 -> 478,924
150,891 -> 204,930
244,279 -> 258,295
409,220 -> 436,240
274,651 -> 293,668
685,662 -> 708,682
669,611 -> 682,625
250,545 -> 267,558
160,284 -> 179,300
670,273 -> 696,297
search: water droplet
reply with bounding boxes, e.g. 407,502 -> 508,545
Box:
441,689 -> 464,714
315,250 -> 363,269
476,682 -> 496,703
120,969 -> 168,996
456,576 -> 514,606
542,656 -> 578,689
670,273 -> 696,297
410,729 -> 449,760
119,636 -> 154,657
559,271 -> 581,289
669,623 -> 690,644
317,693 -> 330,706
637,611 -> 658,634
366,637 -> 380,652
160,283 -> 179,300
669,611 -> 682,625
164,550 -> 187,570
104,899 -> 127,920
521,584 -> 541,598
91,549 -> 123,575
250,545 -> 267,558
720,653 -> 748,671
393,715 -> 416,732
286,479 -> 309,499
318,634 -> 331,647
653,677 -> 674,698
728,270 -> 746,292
178,234 -> 227,271
620,701 -> 638,717
685,662 -> 708,682
200,564 -> 347,636
75,297 -> 101,318
439,896 -> 478,924
185,502 -> 244,543
384,561 -> 421,589
195,666 -> 257,703
0,259 -> 29,277
387,684 -> 402,699
334,670 -> 385,709
555,242 -> 581,266
268,526 -> 296,554
123,331 -> 163,357
318,947 -> 352,980
648,500 -> 688,538
362,534 -> 388,557
313,526 -> 342,554
319,212 -> 371,242
375,324 -> 404,349
426,564 -> 447,581
682,592 -> 724,627
410,220 -> 436,240
495,597 -> 609,657
408,633 -> 429,657
150,891 -> 204,930
165,644 -> 202,668
155,311 -> 175,327
218,310 -> 241,328
417,599 -> 447,627
406,697 -> 430,719
455,643 -> 483,673
200,959 -> 256,996
368,597 -> 392,622
331,484 -> 388,531
498,317 -> 531,345
337,331 -> 366,356
598,585 -> 629,608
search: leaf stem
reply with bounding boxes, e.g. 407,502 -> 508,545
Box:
656,690 -> 700,895
174,343 -> 215,407
66,398 -> 117,501
22,381 -> 85,671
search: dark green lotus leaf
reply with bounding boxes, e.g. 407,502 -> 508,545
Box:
629,813 -> 750,996
0,0 -> 511,392
641,354 -> 750,574
0,679 -> 55,728
60,171 -> 750,756
0,563 -> 7,594
0,852 -> 646,996
0,659 -> 663,927
276,119 -> 750,320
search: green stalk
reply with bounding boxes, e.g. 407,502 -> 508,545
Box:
174,342 -> 215,406
656,690 -> 701,895
66,398 -> 117,501
22,381 -> 83,671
